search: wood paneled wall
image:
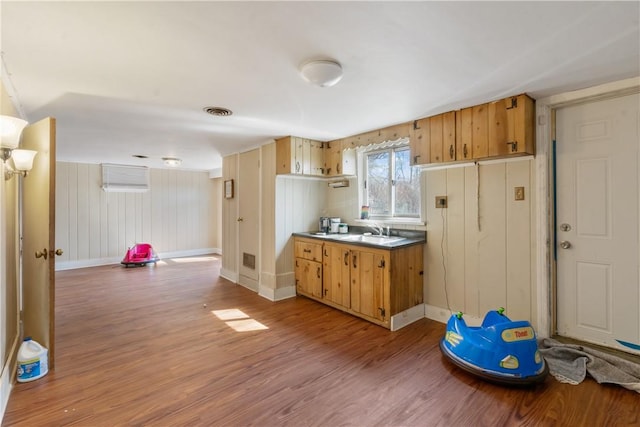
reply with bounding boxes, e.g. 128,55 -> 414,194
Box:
424,159 -> 536,324
55,162 -> 220,270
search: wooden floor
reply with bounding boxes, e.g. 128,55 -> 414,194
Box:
3,255 -> 639,426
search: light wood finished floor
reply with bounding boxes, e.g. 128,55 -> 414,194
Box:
3,255 -> 639,426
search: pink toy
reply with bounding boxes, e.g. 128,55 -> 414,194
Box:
121,243 -> 159,267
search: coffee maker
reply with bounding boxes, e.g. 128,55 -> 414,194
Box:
318,217 -> 330,234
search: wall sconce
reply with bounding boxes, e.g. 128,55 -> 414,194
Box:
0,115 -> 35,180
3,149 -> 38,179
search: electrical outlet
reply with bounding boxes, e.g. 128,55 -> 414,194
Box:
515,187 -> 525,201
435,196 -> 448,208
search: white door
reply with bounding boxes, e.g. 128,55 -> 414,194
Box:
238,148 -> 260,291
556,93 -> 639,354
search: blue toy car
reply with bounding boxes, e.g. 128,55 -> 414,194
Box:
440,308 -> 548,385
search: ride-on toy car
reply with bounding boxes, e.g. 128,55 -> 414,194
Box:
121,243 -> 159,267
440,308 -> 548,386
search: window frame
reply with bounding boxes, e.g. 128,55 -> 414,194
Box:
361,144 -> 421,220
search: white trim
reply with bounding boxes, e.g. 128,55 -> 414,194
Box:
477,155 -> 534,166
55,248 -> 221,271
238,275 -> 259,292
390,304 -> 425,331
220,267 -> 238,283
0,334 -> 20,422
425,303 -> 484,327
534,77 -> 640,338
258,285 -> 296,301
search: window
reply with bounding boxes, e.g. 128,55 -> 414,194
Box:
363,146 -> 421,218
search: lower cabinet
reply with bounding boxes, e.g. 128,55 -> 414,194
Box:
322,242 -> 351,308
295,237 -> 424,329
295,238 -> 323,298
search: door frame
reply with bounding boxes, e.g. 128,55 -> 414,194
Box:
534,77 -> 640,338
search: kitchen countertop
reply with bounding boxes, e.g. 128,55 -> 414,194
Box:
293,227 -> 426,250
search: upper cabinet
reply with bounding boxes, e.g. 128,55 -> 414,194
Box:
488,94 -> 535,157
276,136 -> 325,176
410,93 -> 535,166
324,140 -> 356,177
409,111 -> 456,165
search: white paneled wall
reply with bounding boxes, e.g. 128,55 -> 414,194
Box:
424,159 -> 536,325
275,176 -> 327,285
55,162 -> 221,270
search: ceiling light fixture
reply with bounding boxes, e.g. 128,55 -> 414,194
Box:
300,59 -> 343,87
162,157 -> 182,167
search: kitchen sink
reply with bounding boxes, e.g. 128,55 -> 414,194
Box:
335,234 -> 406,245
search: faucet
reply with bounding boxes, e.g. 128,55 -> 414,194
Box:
370,222 -> 389,237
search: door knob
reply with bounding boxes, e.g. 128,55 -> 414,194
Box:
560,241 -> 572,249
35,248 -> 48,259
237,217 -> 244,222
54,249 -> 64,256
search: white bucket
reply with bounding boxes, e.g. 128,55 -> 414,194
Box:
17,338 -> 48,383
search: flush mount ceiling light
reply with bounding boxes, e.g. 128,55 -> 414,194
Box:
162,157 -> 182,167
300,59 -> 343,87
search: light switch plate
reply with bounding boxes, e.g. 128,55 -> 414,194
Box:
515,187 -> 525,201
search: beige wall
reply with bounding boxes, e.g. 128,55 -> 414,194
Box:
221,143 -> 327,299
55,162 -> 221,269
221,153 -> 238,280
323,157 -> 537,325
423,159 -> 536,325
1,81 -> 21,418
222,143 -> 537,324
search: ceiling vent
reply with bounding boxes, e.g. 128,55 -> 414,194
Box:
203,106 -> 233,117
101,164 -> 149,193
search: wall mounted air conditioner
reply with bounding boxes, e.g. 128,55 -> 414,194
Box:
101,163 -> 150,192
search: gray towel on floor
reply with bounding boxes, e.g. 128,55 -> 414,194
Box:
538,338 -> 640,393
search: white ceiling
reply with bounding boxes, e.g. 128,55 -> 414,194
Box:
2,1 -> 639,172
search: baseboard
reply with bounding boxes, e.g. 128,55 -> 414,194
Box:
390,304 -> 425,331
258,285 -> 296,302
55,248 -> 221,271
220,268 -> 238,283
0,334 -> 20,423
238,275 -> 259,292
425,304 -> 483,326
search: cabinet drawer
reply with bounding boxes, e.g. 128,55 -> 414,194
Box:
295,240 -> 322,262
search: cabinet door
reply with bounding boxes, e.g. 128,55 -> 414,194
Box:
295,258 -> 323,298
325,140 -> 356,176
294,239 -> 322,262
409,118 -> 430,165
294,137 -> 305,174
275,136 -> 295,174
350,248 -> 389,322
429,114 -> 444,163
456,107 -> 473,160
323,243 -> 350,307
488,94 -> 535,157
325,141 -> 339,176
472,103 -> 489,158
309,139 -> 324,175
443,111 -> 456,162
